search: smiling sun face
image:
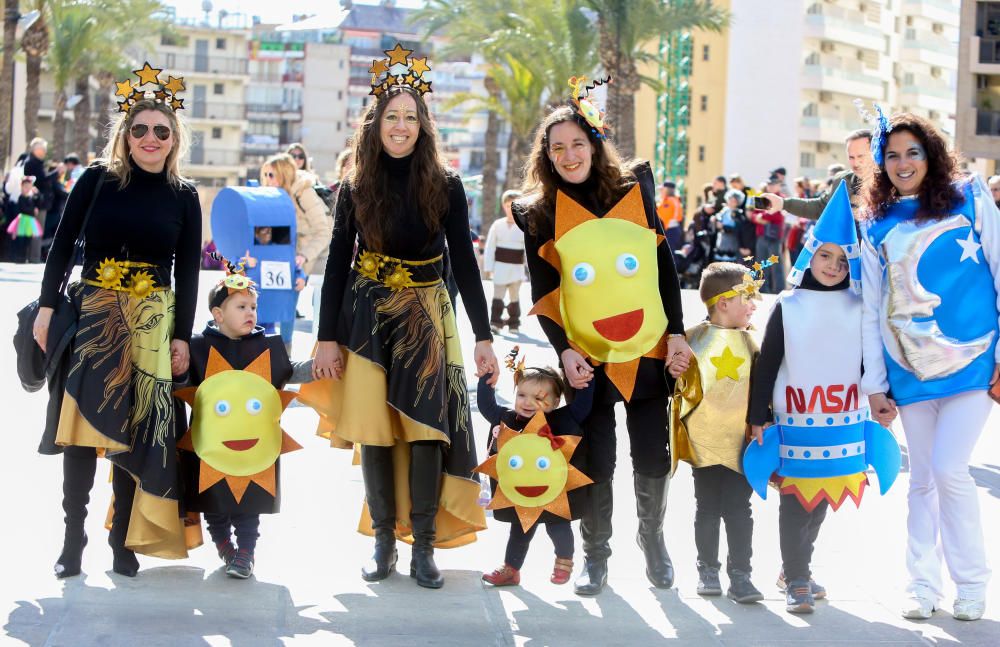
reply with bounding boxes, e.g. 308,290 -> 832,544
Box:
475,412 -> 592,532
530,184 -> 670,401
176,347 -> 301,503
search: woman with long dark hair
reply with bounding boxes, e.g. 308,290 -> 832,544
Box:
860,111 -> 999,621
33,65 -> 201,578
515,81 -> 692,596
305,45 -> 497,589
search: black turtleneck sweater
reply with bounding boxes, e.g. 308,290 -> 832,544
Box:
746,269 -> 853,425
318,152 -> 491,341
514,162 -> 685,356
39,163 -> 202,341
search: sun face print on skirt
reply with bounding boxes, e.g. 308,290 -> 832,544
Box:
176,347 -> 301,504
475,411 -> 592,532
530,184 -> 669,400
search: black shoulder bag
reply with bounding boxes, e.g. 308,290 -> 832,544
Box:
13,167 -> 106,392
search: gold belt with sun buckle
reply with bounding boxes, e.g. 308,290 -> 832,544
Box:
354,250 -> 443,290
82,258 -> 169,299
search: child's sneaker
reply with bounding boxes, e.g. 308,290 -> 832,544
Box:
696,563 -> 722,596
551,558 -> 573,585
216,540 -> 236,566
952,598 -> 985,621
785,579 -> 815,614
482,564 -> 520,586
727,570 -> 763,604
226,549 -> 254,579
777,569 -> 826,600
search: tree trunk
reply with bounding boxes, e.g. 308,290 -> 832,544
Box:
504,129 -> 531,192
0,0 -> 19,166
72,76 -> 91,158
479,76 -> 501,234
23,51 -> 39,142
51,89 -> 67,159
596,12 -> 637,159
92,71 -> 115,155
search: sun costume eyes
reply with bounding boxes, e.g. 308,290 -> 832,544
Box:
215,400 -> 231,416
536,456 -> 551,471
246,398 -> 263,415
572,263 -> 596,285
616,253 -> 639,277
508,455 -> 524,470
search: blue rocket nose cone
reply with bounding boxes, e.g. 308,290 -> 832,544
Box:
743,427 -> 780,500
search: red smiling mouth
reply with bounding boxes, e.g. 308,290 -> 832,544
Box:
223,439 -> 259,451
592,309 -> 644,341
514,485 -> 549,498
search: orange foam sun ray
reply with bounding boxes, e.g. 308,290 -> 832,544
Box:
527,287 -> 562,327
603,184 -> 647,228
205,346 -> 235,377
538,240 -> 560,270
554,191 -> 600,241
605,358 -> 642,402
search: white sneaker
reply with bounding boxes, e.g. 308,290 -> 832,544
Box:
902,591 -> 936,620
952,598 -> 985,621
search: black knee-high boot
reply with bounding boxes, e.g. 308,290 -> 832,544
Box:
55,448 -> 97,578
490,299 -> 505,332
634,473 -> 674,589
409,441 -> 444,589
506,301 -> 521,331
574,480 -> 614,596
361,445 -> 398,581
109,466 -> 140,577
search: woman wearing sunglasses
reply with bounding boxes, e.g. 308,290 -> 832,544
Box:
33,83 -> 201,578
285,142 -> 313,174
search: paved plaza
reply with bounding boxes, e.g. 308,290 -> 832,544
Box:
1,263 -> 999,646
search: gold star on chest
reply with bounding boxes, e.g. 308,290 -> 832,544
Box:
709,346 -> 745,382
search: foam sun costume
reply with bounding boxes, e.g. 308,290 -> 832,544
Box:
177,348 -> 300,510
530,184 -> 670,401
475,412 -> 592,532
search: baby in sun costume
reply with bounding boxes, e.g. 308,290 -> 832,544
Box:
745,182 -> 901,614
476,349 -> 594,586
175,257 -> 313,578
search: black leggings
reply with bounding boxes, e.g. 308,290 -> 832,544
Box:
583,396 -> 670,482
205,513 -> 261,552
778,493 -> 828,583
692,465 -> 753,572
504,520 -> 574,570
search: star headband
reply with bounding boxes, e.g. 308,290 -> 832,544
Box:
115,62 -> 185,113
854,98 -> 892,167
569,75 -> 611,139
703,256 -> 779,307
209,253 -> 256,309
369,43 -> 433,97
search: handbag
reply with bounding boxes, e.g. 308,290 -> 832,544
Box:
13,167 -> 106,392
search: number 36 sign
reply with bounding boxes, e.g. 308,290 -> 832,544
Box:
259,260 -> 292,290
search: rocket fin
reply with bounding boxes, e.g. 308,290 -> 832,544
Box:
743,426 -> 781,500
864,420 -> 902,495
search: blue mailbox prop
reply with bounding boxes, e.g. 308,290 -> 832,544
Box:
211,186 -> 297,325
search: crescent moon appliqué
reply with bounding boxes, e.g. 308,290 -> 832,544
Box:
880,214 -> 995,381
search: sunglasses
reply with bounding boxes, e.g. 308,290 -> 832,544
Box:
265,172 -> 275,178
129,124 -> 171,141
290,153 -> 305,160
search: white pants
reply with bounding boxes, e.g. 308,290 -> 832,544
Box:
492,281 -> 521,302
899,390 -> 993,601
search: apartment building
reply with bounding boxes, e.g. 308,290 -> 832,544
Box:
956,1 -> 1000,175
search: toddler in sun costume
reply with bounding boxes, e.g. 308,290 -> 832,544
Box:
175,256 -> 314,578
670,261 -> 769,604
477,349 -> 594,586
744,183 -> 901,614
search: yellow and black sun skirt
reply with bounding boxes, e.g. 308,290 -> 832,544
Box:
298,252 -> 486,547
54,260 -> 188,559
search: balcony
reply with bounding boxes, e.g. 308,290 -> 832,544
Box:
900,31 -> 958,68
162,53 -> 249,76
981,38 -> 1000,65
899,84 -> 955,112
976,109 -> 1000,137
799,115 -> 859,144
902,0 -> 960,26
189,101 -> 247,121
188,147 -> 242,167
801,64 -> 883,98
246,102 -> 302,117
804,9 -> 883,52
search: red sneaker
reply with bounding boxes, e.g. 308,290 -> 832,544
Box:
482,564 -> 520,586
551,557 -> 573,585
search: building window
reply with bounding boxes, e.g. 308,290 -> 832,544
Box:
338,90 -> 343,100
339,59 -> 345,69
702,44 -> 709,61
700,95 -> 708,111
697,145 -> 705,162
213,83 -> 224,95
800,151 -> 815,169
216,38 -> 226,50
212,127 -> 222,139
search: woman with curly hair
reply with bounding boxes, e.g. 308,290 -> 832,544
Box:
305,49 -> 498,589
860,112 -> 999,621
515,102 -> 692,596
33,93 -> 201,578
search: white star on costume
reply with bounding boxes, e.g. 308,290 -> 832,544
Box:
956,230 -> 982,264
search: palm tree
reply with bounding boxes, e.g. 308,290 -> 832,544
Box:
20,0 -> 46,143
45,1 -> 94,158
580,0 -> 726,158
0,0 -> 19,166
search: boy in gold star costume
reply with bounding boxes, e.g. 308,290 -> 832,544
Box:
670,262 -> 763,603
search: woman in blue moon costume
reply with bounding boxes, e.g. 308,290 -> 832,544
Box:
859,112 -> 1000,622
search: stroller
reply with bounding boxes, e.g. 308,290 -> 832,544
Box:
673,228 -> 714,289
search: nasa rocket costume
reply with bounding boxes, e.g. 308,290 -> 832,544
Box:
745,182 -> 901,591
861,172 -> 1000,605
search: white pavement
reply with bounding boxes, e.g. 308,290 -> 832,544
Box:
1,262 -> 999,646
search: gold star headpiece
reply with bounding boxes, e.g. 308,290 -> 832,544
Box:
703,255 -> 779,307
115,61 -> 186,113
568,75 -> 611,139
369,43 -> 433,98
209,252 -> 257,309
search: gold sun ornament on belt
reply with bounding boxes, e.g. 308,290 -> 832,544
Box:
96,258 -> 128,289
357,250 -> 380,279
368,42 -> 433,97
128,269 -> 155,300
115,61 -> 186,113
384,265 -> 414,291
